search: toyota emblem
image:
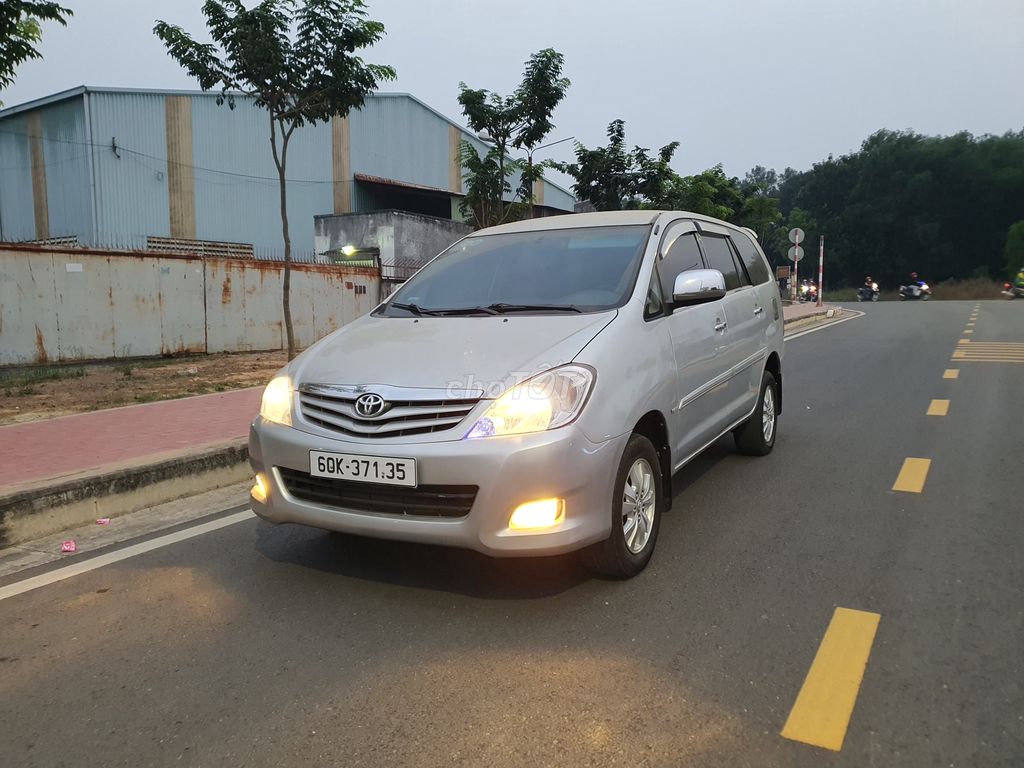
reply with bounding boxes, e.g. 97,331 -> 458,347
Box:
354,392 -> 387,418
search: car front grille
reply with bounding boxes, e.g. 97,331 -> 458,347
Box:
298,387 -> 479,439
278,468 -> 477,518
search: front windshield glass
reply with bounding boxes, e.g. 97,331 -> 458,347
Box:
379,225 -> 650,316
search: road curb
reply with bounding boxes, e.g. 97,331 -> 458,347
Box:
0,440 -> 249,548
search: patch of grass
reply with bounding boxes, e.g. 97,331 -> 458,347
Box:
0,365 -> 85,388
117,364 -> 134,378
932,278 -> 1004,300
133,393 -> 158,404
826,287 -> 859,302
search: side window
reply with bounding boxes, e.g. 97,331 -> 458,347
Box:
700,234 -> 743,291
658,227 -> 704,299
731,231 -> 772,285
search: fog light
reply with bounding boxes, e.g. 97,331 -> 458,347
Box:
509,498 -> 564,530
251,473 -> 268,503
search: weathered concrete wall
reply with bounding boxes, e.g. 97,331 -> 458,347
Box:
314,209 -> 471,278
0,244 -> 378,366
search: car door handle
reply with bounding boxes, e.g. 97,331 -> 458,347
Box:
714,321 -> 727,332
753,307 -> 764,316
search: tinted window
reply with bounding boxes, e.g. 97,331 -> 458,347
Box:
658,228 -> 704,298
731,230 -> 772,285
382,225 -> 649,315
700,234 -> 743,290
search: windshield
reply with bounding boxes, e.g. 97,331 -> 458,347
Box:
378,225 -> 650,316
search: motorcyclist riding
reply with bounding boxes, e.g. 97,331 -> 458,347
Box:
858,275 -> 880,301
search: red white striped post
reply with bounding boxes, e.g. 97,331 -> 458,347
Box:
816,235 -> 825,307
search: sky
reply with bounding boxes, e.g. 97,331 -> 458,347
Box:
4,0 -> 1023,187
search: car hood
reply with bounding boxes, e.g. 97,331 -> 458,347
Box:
292,311 -> 616,396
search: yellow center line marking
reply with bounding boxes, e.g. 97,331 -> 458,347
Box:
952,351 -> 966,359
951,358 -> 1024,363
943,369 -> 959,379
893,457 -> 931,493
960,339 -> 970,344
963,329 -> 973,335
927,399 -> 950,416
781,607 -> 881,752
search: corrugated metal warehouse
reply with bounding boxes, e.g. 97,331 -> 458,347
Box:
0,87 -> 576,256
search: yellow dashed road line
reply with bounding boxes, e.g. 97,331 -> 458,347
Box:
893,458 -> 931,493
781,608 -> 881,751
943,369 -> 959,379
927,399 -> 950,416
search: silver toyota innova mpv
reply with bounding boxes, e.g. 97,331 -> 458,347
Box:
249,210 -> 784,577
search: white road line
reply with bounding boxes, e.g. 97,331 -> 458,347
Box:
0,510 -> 255,602
786,309 -> 865,340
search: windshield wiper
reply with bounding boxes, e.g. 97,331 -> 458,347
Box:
486,303 -> 584,314
390,301 -> 443,316
433,306 -> 500,316
389,302 -> 499,317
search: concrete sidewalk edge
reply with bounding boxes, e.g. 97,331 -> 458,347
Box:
0,440 -> 249,548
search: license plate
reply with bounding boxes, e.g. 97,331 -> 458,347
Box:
309,451 -> 417,487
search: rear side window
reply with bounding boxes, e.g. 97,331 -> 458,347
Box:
700,234 -> 743,290
658,229 -> 704,299
731,231 -> 772,285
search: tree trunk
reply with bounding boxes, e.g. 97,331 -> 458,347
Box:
270,116 -> 296,360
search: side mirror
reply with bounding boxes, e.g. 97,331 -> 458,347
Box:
672,269 -> 726,306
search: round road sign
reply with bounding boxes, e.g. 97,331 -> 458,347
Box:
788,228 -> 805,244
788,245 -> 805,262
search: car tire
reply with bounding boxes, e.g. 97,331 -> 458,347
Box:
734,370 -> 778,457
584,433 -> 664,579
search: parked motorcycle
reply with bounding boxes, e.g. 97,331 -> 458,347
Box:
899,281 -> 931,301
857,282 -> 880,302
1003,270 -> 1024,299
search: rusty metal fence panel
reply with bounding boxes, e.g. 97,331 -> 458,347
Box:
0,245 -> 380,366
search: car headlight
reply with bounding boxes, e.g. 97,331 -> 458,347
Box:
260,375 -> 293,426
465,365 -> 594,439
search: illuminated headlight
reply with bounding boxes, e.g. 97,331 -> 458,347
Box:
465,365 -> 594,439
260,375 -> 293,426
920,283 -> 929,291
872,282 -> 879,291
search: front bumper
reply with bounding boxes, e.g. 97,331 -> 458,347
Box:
248,417 -> 628,557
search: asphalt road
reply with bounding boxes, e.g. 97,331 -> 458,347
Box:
1,300 -> 1022,768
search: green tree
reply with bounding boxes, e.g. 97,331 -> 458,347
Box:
457,48 -> 570,227
154,0 -> 395,360
779,129 -> 1024,287
560,120 -> 679,211
0,1 -> 72,105
669,164 -> 743,220
1006,221 -> 1024,278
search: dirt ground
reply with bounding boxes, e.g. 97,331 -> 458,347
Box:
0,351 -> 288,425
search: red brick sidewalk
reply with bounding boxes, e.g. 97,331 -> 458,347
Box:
0,388 -> 261,490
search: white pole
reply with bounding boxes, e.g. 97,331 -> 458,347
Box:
817,235 -> 824,307
793,245 -> 799,302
